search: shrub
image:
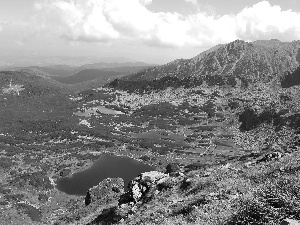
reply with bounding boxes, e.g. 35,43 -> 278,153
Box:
0,157 -> 15,169
225,198 -> 272,225
239,107 -> 259,131
226,177 -> 300,224
172,196 -> 210,216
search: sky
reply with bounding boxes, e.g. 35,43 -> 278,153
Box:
0,0 -> 300,64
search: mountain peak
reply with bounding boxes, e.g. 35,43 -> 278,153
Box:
110,39 -> 300,90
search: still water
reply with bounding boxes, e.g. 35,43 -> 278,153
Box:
56,154 -> 155,195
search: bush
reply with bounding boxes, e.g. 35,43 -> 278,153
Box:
226,177 -> 300,224
0,157 -> 15,169
172,196 -> 210,216
239,107 -> 259,131
225,198 -> 272,225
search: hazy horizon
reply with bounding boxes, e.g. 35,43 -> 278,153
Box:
0,0 -> 300,66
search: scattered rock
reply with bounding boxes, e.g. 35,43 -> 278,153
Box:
157,176 -> 175,190
257,151 -> 283,163
244,161 -> 255,168
202,171 -> 212,177
179,177 -> 193,190
281,218 -> 300,225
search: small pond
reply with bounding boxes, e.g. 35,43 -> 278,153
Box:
74,106 -> 124,117
131,130 -> 188,146
56,154 -> 155,196
17,203 -> 42,222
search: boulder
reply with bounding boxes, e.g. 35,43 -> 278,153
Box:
128,171 -> 168,203
85,178 -> 124,206
59,168 -> 71,177
165,163 -> 181,174
257,151 -> 283,163
281,219 -> 300,225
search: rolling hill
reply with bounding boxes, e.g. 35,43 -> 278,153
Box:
51,69 -> 124,84
50,66 -> 155,85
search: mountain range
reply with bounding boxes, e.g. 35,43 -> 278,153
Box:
108,39 -> 300,92
6,61 -> 157,92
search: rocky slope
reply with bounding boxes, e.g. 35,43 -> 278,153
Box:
120,40 -> 300,86
55,152 -> 300,225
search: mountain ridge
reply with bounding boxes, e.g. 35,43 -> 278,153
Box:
120,40 -> 300,85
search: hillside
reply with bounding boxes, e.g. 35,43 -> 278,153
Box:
0,70 -> 69,96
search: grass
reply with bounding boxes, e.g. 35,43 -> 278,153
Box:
108,151 -> 300,225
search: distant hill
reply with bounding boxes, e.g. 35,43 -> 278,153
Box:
11,62 -> 157,77
79,61 -> 156,70
108,39 -> 300,92
50,66 -> 155,85
0,70 -> 68,97
51,69 -> 124,84
21,65 -> 78,77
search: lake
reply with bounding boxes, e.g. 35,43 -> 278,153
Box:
56,154 -> 155,195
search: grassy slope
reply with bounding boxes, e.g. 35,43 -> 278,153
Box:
119,151 -> 300,225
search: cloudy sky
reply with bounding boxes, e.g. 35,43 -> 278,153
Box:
0,0 -> 300,64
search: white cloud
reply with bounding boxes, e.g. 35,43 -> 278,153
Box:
15,41 -> 24,47
184,0 -> 197,5
32,0 -> 300,48
0,21 -> 8,32
140,0 -> 152,5
236,1 -> 300,41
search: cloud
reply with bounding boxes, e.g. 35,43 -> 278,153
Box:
184,0 -> 197,5
0,21 -> 8,32
15,41 -> 24,47
236,1 -> 300,41
140,0 -> 152,5
32,0 -> 300,48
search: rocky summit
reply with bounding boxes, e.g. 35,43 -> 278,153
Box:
129,40 -> 300,81
109,40 -> 300,92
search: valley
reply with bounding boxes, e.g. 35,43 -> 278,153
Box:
1,40 -> 300,224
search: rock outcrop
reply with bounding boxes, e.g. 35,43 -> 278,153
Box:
56,178 -> 124,225
128,171 -> 169,203
165,163 -> 181,174
85,177 -> 124,206
281,218 -> 300,225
